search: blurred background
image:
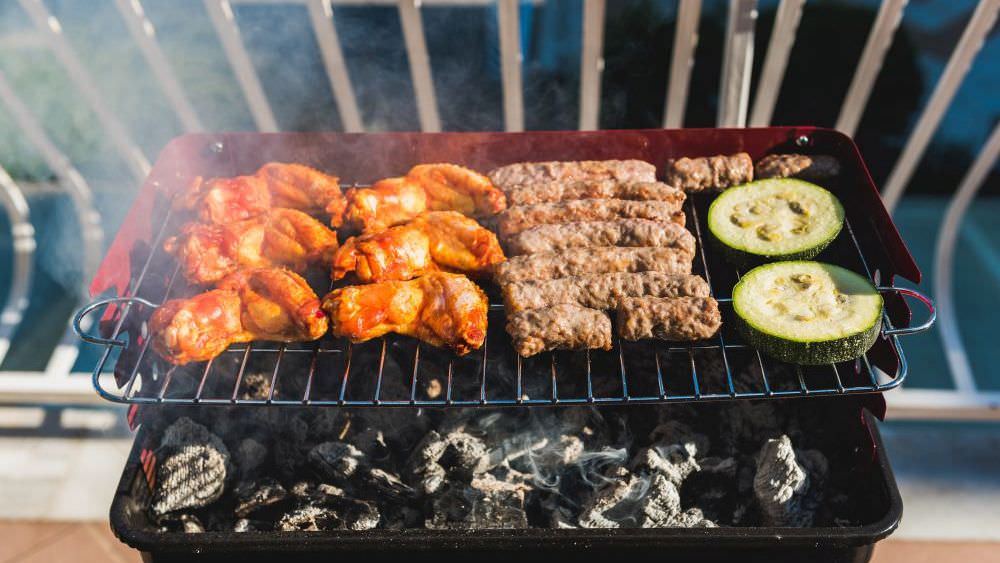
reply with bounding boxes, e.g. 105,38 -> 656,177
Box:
0,0 -> 997,561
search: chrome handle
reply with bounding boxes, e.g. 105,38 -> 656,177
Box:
72,296 -> 158,347
877,286 -> 936,336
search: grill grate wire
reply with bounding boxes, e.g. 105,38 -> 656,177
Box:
84,191 -> 916,408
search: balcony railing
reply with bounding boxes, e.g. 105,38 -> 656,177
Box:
0,0 -> 997,418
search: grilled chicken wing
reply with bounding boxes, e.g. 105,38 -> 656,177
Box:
256,162 -> 346,225
176,162 -> 345,225
332,211 -> 505,282
176,175 -> 272,224
165,208 -> 339,285
322,272 -> 488,355
150,268 -> 327,365
343,164 -> 506,232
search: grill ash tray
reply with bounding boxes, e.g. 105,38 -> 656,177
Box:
76,127 -> 934,408
110,397 -> 901,562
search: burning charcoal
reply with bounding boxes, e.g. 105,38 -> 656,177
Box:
234,478 -> 289,517
233,438 -> 268,479
578,467 -> 709,529
673,507 -> 717,528
278,505 -> 341,532
578,466 -> 640,528
634,473 -> 684,527
680,456 -> 739,524
238,372 -> 273,400
476,435 -> 548,473
407,429 -> 489,494
152,417 -> 231,516
309,441 -> 366,481
339,498 -> 380,530
351,428 -> 391,463
274,415 -> 311,479
648,420 -> 710,455
426,480 -> 528,529
365,468 -> 417,501
233,518 -> 268,533
290,480 -> 319,500
308,409 -> 349,442
382,505 -> 423,530
631,443 -> 701,487
753,435 -> 828,527
157,513 -> 205,534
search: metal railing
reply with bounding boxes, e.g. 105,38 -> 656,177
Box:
0,0 -> 997,418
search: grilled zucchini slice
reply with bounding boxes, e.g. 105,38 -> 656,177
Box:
733,261 -> 882,365
708,179 -> 844,266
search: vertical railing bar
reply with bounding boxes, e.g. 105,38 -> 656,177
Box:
0,166 -> 34,366
835,0 -> 907,136
663,0 -> 702,128
203,0 -> 280,132
409,343 -> 420,403
578,0 -> 606,131
338,341 -> 353,404
230,343 -> 254,402
497,0 -> 524,132
266,344 -> 286,402
193,358 -> 216,402
398,0 -> 442,132
373,338 -> 387,403
113,0 -> 203,132
307,0 -> 364,132
933,120 -> 1000,394
717,0 -> 758,127
17,0 -> 150,181
881,0 -> 999,213
747,0 -> 804,127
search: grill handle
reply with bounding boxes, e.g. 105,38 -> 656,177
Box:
73,296 -> 159,347
877,286 -> 936,336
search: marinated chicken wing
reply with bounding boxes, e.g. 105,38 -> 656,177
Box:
165,208 -> 339,285
343,164 -> 506,232
256,162 -> 346,225
322,272 -> 488,355
176,175 -> 272,224
176,163 -> 345,225
150,268 -> 327,365
332,211 -> 505,282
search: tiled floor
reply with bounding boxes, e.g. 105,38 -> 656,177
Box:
1,521 -> 998,562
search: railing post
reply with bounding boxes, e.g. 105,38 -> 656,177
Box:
748,0 -> 804,127
881,0 -> 999,213
497,0 -> 524,132
578,0 -> 606,131
717,0 -> 757,127
663,0 -> 702,129
0,166 -> 35,365
398,0 -> 442,132
308,0 -> 364,132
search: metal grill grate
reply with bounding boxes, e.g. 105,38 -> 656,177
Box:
76,191 -> 933,408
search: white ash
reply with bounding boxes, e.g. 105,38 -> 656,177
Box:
406,428 -> 489,495
753,435 -> 829,527
631,443 -> 701,487
426,482 -> 528,529
152,417 -> 231,516
309,441 -> 366,481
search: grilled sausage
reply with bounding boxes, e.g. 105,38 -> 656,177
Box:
501,272 -> 711,314
505,304 -> 612,357
505,219 -> 696,256
488,160 -> 656,188
664,152 -> 753,192
502,180 -> 684,207
497,199 -> 686,239
616,296 -> 721,341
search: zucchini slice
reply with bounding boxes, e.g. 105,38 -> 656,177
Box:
733,262 -> 882,365
707,179 -> 844,266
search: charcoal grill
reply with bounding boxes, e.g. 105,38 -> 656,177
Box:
73,127 -> 934,408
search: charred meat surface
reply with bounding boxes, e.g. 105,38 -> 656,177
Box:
322,272 -> 488,355
616,296 -> 722,341
664,152 -> 753,192
502,180 -> 684,207
506,219 -> 696,256
493,246 -> 693,284
332,211 -> 505,282
501,272 -> 710,314
755,154 -> 841,182
497,199 -> 685,239
488,160 -> 657,188
505,304 -> 612,356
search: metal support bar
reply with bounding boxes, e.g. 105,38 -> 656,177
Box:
113,0 -> 204,132
307,0 -> 364,132
497,0 -> 524,132
717,0 -> 757,127
933,120 -> 1000,395
204,0 -> 280,131
18,0 -> 150,181
0,165 -> 35,365
578,0 -> 606,131
881,0 -> 999,212
663,0 -> 702,128
398,0 -> 442,132
748,0 -> 804,127
835,0 -> 907,136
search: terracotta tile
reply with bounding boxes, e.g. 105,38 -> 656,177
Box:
0,521 -> 73,563
9,523 -> 139,563
874,540 -> 1000,563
